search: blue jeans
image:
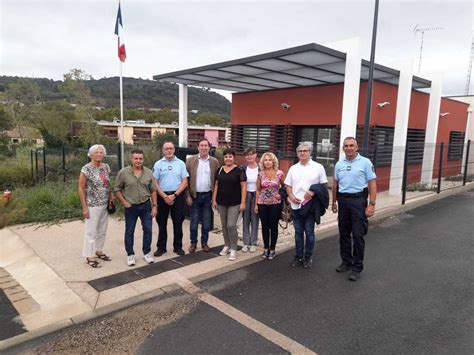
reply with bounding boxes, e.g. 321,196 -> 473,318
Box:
292,209 -> 316,259
190,192 -> 212,245
243,191 -> 259,246
124,201 -> 152,256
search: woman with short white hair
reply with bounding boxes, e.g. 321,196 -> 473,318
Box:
78,144 -> 114,268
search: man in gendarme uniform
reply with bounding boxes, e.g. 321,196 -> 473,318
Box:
332,137 -> 377,281
115,149 -> 158,267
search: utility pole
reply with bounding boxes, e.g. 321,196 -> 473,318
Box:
414,25 -> 443,73
362,0 -> 379,156
465,32 -> 474,96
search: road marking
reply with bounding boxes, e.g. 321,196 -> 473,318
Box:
171,271 -> 316,355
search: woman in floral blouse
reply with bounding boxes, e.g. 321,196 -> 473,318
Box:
78,144 -> 114,268
255,152 -> 285,260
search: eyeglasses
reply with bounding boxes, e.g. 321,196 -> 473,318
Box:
297,149 -> 310,153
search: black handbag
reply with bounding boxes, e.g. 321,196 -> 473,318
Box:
107,201 -> 116,214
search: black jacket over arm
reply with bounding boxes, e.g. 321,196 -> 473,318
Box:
299,183 -> 329,225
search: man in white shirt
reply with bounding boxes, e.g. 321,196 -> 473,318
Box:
285,141 -> 328,269
186,139 -> 220,253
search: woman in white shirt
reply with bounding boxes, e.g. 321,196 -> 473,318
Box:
241,147 -> 259,253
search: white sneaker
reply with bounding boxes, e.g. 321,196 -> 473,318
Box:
228,249 -> 237,261
249,245 -> 257,253
219,246 -> 230,256
143,253 -> 154,264
241,245 -> 249,253
127,255 -> 135,266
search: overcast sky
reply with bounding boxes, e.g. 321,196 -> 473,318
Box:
1,0 -> 473,101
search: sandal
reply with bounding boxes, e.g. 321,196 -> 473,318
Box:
96,253 -> 112,261
86,258 -> 101,268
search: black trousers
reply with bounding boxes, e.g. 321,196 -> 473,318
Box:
337,196 -> 368,272
258,203 -> 281,250
156,192 -> 185,251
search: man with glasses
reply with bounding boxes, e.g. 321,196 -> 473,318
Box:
285,141 -> 328,269
332,137 -> 377,281
152,141 -> 189,256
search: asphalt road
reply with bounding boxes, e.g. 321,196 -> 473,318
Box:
5,190 -> 474,354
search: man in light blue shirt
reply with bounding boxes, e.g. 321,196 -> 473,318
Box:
332,137 -> 377,281
152,141 -> 189,257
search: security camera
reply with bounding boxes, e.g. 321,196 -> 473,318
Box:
440,112 -> 450,117
377,102 -> 390,108
281,103 -> 291,110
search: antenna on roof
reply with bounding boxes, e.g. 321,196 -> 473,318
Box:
414,24 -> 444,73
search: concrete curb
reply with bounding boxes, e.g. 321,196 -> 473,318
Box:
1,183 -> 472,351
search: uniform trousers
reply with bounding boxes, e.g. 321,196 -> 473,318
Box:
337,195 -> 368,272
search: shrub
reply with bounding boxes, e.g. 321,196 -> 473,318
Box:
406,182 -> 437,192
0,183 -> 83,227
0,164 -> 33,190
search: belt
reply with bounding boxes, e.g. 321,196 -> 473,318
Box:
163,191 -> 176,195
196,191 -> 211,194
133,200 -> 150,206
338,191 -> 366,198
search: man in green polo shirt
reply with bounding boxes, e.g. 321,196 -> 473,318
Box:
115,149 -> 158,266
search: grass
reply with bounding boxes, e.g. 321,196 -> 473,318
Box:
444,174 -> 473,182
406,182 -> 438,192
0,181 -> 126,229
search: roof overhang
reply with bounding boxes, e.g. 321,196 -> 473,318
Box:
153,43 -> 431,93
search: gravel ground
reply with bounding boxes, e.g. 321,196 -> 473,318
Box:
9,290 -> 199,355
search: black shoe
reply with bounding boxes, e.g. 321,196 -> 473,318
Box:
303,258 -> 313,269
290,257 -> 303,268
336,263 -> 351,273
154,249 -> 166,257
174,249 -> 185,256
348,271 -> 361,281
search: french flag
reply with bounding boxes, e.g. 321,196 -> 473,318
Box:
114,2 -> 126,62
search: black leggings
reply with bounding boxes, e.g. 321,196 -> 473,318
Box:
258,204 -> 281,250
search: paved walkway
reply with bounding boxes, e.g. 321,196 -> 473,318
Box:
0,183 -> 472,350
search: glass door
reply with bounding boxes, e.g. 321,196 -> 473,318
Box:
296,126 -> 336,174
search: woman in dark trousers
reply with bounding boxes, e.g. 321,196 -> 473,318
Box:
212,148 -> 246,261
255,152 -> 285,260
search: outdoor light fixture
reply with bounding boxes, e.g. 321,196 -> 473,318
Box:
377,101 -> 390,108
440,112 -> 450,117
281,103 -> 291,110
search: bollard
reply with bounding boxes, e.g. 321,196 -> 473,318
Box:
437,143 -> 443,194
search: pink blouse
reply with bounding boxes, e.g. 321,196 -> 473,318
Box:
257,170 -> 284,205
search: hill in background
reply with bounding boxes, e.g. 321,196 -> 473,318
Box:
0,76 -> 231,119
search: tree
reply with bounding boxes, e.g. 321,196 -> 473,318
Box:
0,106 -> 14,131
35,102 -> 75,147
59,69 -> 103,147
5,79 -> 42,130
193,112 -> 226,127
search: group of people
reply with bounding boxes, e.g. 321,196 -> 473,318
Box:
79,136 -> 377,281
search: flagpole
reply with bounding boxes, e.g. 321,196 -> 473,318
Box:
119,61 -> 124,169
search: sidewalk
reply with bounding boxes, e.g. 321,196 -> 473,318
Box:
1,182 -> 472,349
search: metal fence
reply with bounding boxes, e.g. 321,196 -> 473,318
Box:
30,143 -> 201,184
29,140 -> 473,205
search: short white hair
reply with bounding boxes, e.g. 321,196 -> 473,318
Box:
88,144 -> 107,158
296,141 -> 313,154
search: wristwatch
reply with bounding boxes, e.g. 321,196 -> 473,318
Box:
152,204 -> 157,207
369,200 -> 376,206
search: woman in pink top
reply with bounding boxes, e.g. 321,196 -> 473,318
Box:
255,152 -> 285,260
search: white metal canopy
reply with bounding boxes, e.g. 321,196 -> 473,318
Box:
153,43 -> 431,92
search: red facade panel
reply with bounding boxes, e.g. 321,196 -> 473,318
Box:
231,81 -> 469,190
